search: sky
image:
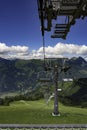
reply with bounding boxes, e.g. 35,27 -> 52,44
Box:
0,0 -> 87,60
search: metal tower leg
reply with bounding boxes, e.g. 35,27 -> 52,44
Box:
52,65 -> 60,116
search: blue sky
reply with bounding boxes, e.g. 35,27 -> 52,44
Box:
0,0 -> 87,59
0,0 -> 39,47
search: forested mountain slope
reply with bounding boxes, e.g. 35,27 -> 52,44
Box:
0,57 -> 87,106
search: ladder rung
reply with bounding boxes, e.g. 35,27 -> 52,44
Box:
54,30 -> 66,34
62,0 -> 80,5
59,10 -> 75,15
55,24 -> 68,28
51,35 -> 66,39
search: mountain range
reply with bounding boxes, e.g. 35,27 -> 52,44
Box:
0,57 -> 87,107
0,58 -> 43,93
0,57 -> 87,93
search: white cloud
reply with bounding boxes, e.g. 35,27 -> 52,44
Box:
0,43 -> 9,53
77,45 -> 87,55
35,42 -> 87,59
0,42 -> 87,60
54,43 -> 79,54
0,43 -> 29,59
11,45 -> 29,53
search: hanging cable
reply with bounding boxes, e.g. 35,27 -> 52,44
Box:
43,35 -> 45,60
42,35 -> 47,70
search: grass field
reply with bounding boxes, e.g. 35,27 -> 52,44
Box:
0,100 -> 87,124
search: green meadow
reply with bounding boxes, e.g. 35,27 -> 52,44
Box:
0,100 -> 87,124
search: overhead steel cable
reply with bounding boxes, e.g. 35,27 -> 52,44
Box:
42,35 -> 45,60
37,0 -> 47,70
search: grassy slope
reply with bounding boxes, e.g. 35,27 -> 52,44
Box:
0,100 -> 87,124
